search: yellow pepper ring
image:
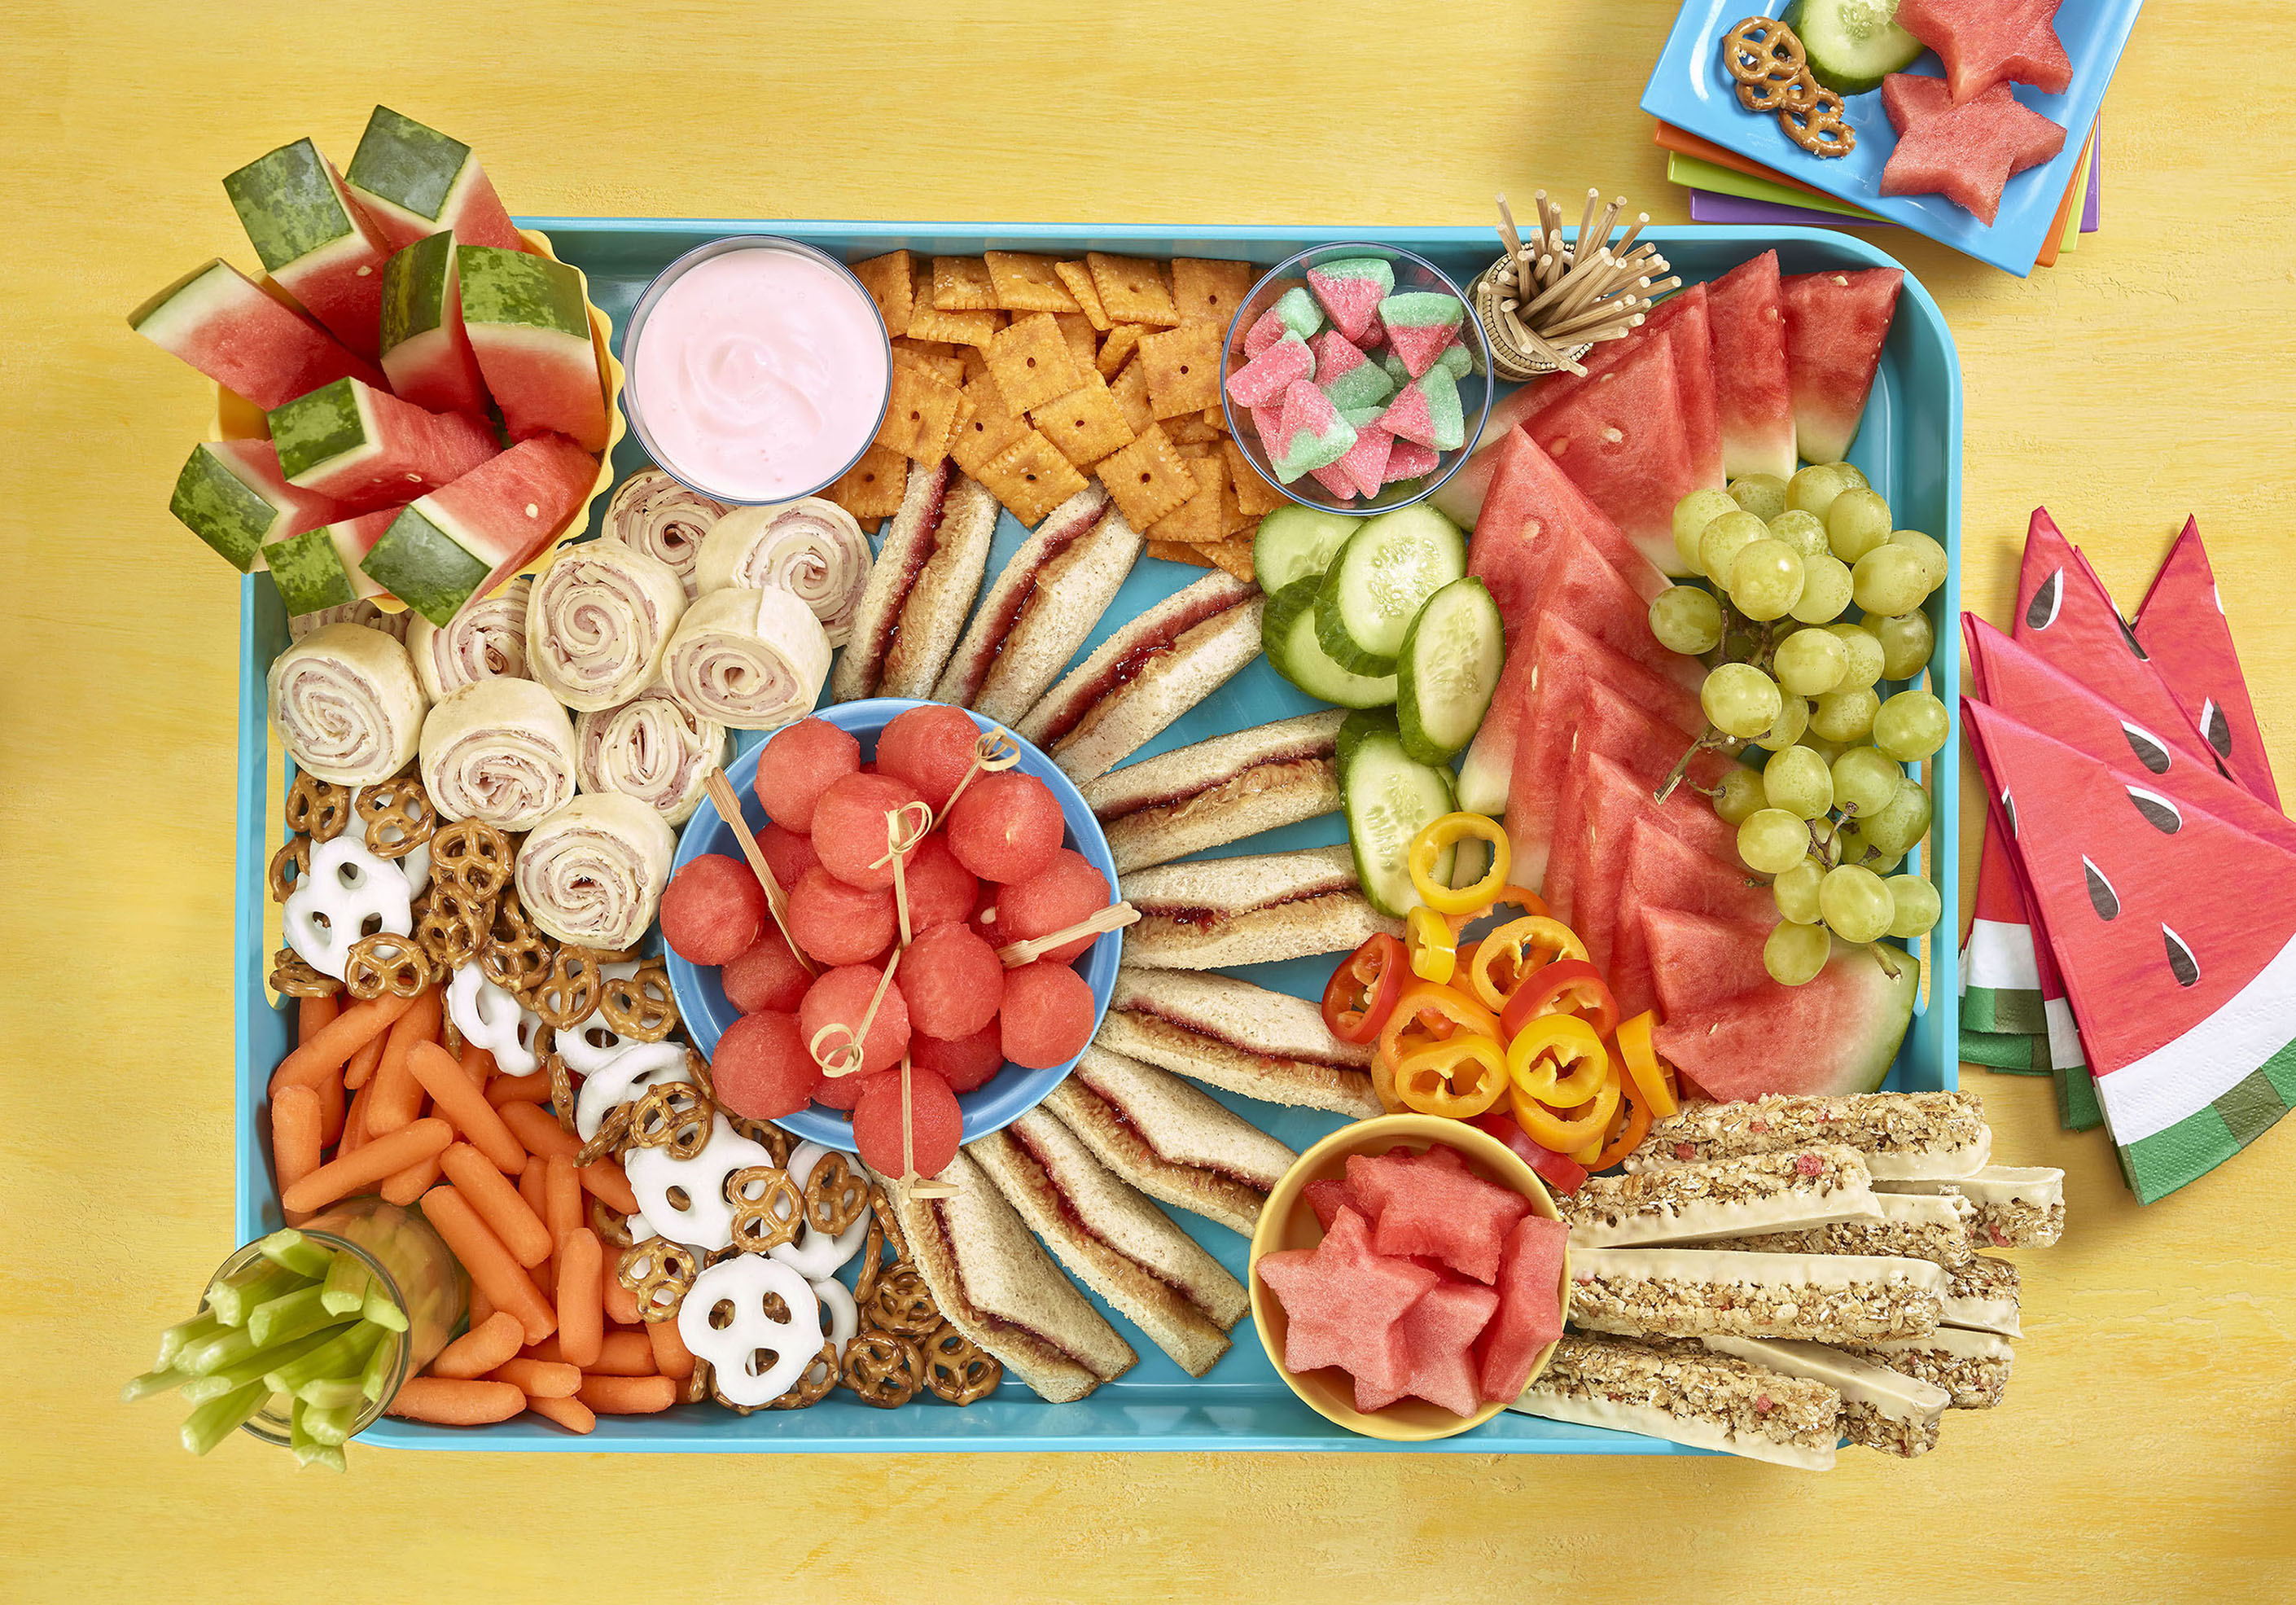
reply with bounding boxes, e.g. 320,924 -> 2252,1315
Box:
1506,1013 -> 1611,1107
1405,906 -> 1457,984
1407,813 -> 1513,918
1614,1011 -> 1680,1120
1512,1064 -> 1621,1152
1394,1036 -> 1509,1120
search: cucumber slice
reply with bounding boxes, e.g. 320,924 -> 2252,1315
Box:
1784,0 -> 1923,95
1252,504 -> 1357,595
1340,709 -> 1456,916
1396,577 -> 1504,764
1263,577 -> 1398,708
1315,502 -> 1467,676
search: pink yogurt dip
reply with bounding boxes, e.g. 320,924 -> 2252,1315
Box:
631,245 -> 889,503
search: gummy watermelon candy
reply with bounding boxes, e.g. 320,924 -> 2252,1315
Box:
1255,1205 -> 1436,1397
2134,519 -> 2281,809
1376,291 -> 1466,380
1895,0 -> 2071,104
1474,1213 -> 1568,1405
1304,258 -> 1394,344
1522,337 -> 1703,575
1703,250 -> 1797,481
1226,330 -> 1313,409
1879,78 -> 2066,226
1268,379 -> 1356,483
1312,328 -> 1394,414
1779,268 -> 1901,465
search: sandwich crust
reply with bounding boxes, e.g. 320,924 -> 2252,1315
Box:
831,459 -> 997,702
1080,710 -> 1346,874
1118,845 -> 1401,971
1098,967 -> 1382,1119
1045,1045 -> 1297,1234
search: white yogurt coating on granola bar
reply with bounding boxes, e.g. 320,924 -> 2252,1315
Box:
1700,1336 -> 1950,1426
1566,1248 -> 1945,1343
1629,1092 -> 1992,1180
1509,1335 -> 1841,1470
1562,1147 -> 1882,1249
1848,1327 -> 2016,1410
1940,1257 -> 2023,1338
1875,1165 -> 2067,1248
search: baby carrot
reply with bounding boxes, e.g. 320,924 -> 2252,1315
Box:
366,988 -> 444,1136
341,1030 -> 386,1093
520,1159 -> 554,1296
525,1393 -> 596,1435
271,992 -> 417,1095
544,1156 -> 581,1261
420,1185 -> 555,1345
486,1070 -> 551,1107
437,1142 -> 552,1268
488,1357 -> 581,1398
602,1265 -> 642,1328
577,1373 -> 677,1415
271,1085 -> 323,1211
459,1040 -> 495,1085
379,1151 -> 442,1206
386,1376 -> 524,1426
282,1117 -> 453,1215
646,1317 -> 696,1383
298,993 -> 340,1043
557,1229 -> 602,1369
315,1067 -> 346,1151
576,1153 -> 639,1216
407,1041 -> 527,1173
339,1077 -> 374,1156
590,1329 -> 655,1376
469,1280 -> 495,1328
498,1101 -> 577,1161
428,1311 -> 524,1380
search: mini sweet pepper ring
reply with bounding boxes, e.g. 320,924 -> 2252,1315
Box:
284,772 -> 351,842
342,931 -> 432,1000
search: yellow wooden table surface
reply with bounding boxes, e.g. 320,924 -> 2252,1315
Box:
5,2 -> 2293,1599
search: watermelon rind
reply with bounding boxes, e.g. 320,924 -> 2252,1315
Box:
269,378 -> 376,485
265,517 -> 390,616
458,247 -> 610,450
169,442 -> 287,572
128,260 -> 381,410
381,231 -> 455,353
457,246 -> 587,340
223,139 -> 391,360
345,106 -> 525,252
380,232 -> 493,415
361,506 -> 489,626
1654,937 -> 1917,1104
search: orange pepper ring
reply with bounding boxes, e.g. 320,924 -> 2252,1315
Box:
1378,980 -> 1503,1068
1614,1011 -> 1680,1119
1511,1068 -> 1620,1151
1395,1036 -> 1509,1120
1464,915 -> 1589,1011
1592,1066 -> 1655,1169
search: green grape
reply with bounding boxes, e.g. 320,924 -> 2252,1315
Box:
1729,538 -> 1805,622
1825,489 -> 1895,564
1775,628 -> 1848,697
1873,689 -> 1950,761
1702,663 -> 1783,739
1699,511 -> 1768,590
1834,463 -> 1871,493
1767,509 -> 1830,560
1790,555 -> 1855,624
1864,778 -> 1933,858
1886,875 -> 1943,939
1763,745 -> 1834,820
1786,463 -> 1852,519
1826,622 -> 1886,690
1738,807 -> 1812,875
1820,864 -> 1894,943
1753,694 -> 1809,752
1834,818 -> 1903,875
1672,489 -> 1740,573
1808,685 -> 1879,744
1798,730 -> 1845,767
1774,861 -> 1825,924
1764,921 -> 1832,986
1831,745 -> 1903,818
1711,766 -> 1768,826
1888,528 -> 1950,594
1650,585 -> 1724,656
1729,473 -> 1790,522
1862,610 -> 1935,680
1852,545 -> 1930,616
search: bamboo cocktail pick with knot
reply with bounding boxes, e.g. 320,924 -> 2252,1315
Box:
704,768 -> 816,977
1474,187 -> 1673,382
993,903 -> 1141,967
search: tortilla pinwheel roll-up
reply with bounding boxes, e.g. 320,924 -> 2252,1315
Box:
515,792 -> 677,951
574,686 -> 727,827
290,597 -> 413,644
660,585 -> 830,730
418,677 -> 580,831
405,574 -> 532,701
603,468 -> 730,601
525,537 -> 688,712
694,498 -> 874,648
266,621 -> 427,786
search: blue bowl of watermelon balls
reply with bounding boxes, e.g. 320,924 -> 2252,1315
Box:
660,698 -> 1123,1172
1220,243 -> 1492,516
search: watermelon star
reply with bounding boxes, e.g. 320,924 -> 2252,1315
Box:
1878,81 -> 2067,226
1895,0 -> 2072,103
1255,1206 -> 1438,1396
1347,1152 -> 1531,1283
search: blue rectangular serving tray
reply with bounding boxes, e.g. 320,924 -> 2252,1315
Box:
233,221 -> 1961,1453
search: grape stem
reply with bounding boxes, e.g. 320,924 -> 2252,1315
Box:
1654,724 -> 1731,806
1866,943 -> 1903,980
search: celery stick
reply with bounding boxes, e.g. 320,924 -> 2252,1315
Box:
359,1329 -> 398,1403
207,1261 -> 305,1327
319,1251 -> 372,1318
265,1320 -> 384,1397
360,1280 -> 410,1333
178,1327 -> 344,1404
178,1324 -> 262,1378
297,1375 -> 368,1410
256,1228 -> 335,1279
155,1313 -> 223,1370
249,1285 -> 334,1348
302,1401 -> 359,1447
296,1441 -> 348,1472
179,1380 -> 268,1456
120,1368 -> 190,1404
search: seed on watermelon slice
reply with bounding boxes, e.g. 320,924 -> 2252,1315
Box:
457,247 -> 611,453
129,260 -> 384,410
1474,1213 -> 1567,1405
1356,1278 -> 1499,1419
268,375 -> 500,511
263,506 -> 400,616
359,432 -> 597,626
1878,81 -> 2066,226
1524,337 -> 1702,576
1345,1151 -> 1530,1285
1703,252 -> 1797,482
1779,268 -> 1902,465
222,138 -> 396,361
169,438 -> 346,573
380,231 -> 493,416
1255,1205 -> 1435,1397
2133,518 -> 2282,809
1894,0 -> 2071,104
344,105 -> 527,253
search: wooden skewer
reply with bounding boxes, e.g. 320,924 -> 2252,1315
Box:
933,724 -> 1022,830
1502,305 -> 1582,372
1611,211 -> 1651,266
1585,195 -> 1626,258
1574,188 -> 1601,259
703,768 -> 816,976
811,944 -> 903,1077
1495,193 -> 1524,265
995,902 -> 1140,968
1519,248 -> 1603,321
1551,248 -> 1619,322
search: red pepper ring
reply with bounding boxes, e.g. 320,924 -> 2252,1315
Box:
1499,958 -> 1619,1042
1321,933 -> 1405,1046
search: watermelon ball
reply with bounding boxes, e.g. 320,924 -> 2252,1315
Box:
999,959 -> 1098,1069
851,1064 -> 962,1179
755,821 -> 820,892
904,834 -> 980,932
800,961 -> 909,1077
721,927 -> 812,1015
874,704 -> 984,812
709,1011 -> 821,1120
755,717 -> 860,832
812,1062 -> 867,1112
811,771 -> 928,891
901,922 -> 1006,1041
658,854 -> 765,965
1001,848 -> 1112,963
946,770 -> 1066,883
786,865 -> 896,967
912,1023 -> 1006,1094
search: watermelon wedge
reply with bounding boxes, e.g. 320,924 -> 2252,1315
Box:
1544,717 -> 1737,940
222,138 -> 395,360
1779,268 -> 1902,465
457,247 -> 611,453
2134,518 -> 2280,809
1628,284 -> 1726,495
1895,0 -> 2072,103
360,432 -> 598,626
1961,699 -> 2296,1204
129,260 -> 383,411
1609,818 -> 1780,1022
267,377 -> 500,511
1474,1213 -> 1568,1405
1522,338 -> 1702,576
1426,384 -> 1551,528
1878,81 -> 2066,226
344,105 -> 527,253
168,439 -> 345,573
380,232 -> 493,417
263,508 -> 399,616
1641,908 -> 1774,1018
1702,250 -> 1797,480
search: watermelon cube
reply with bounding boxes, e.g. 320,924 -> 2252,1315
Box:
1345,1152 -> 1530,1284
344,105 -> 527,253
360,432 -> 597,625
1255,1206 -> 1437,1397
1475,1213 -> 1568,1404
380,231 -> 493,417
169,439 -> 345,574
457,247 -> 611,454
268,377 -> 500,511
129,260 -> 383,411
1225,329 -> 1313,410
1780,269 -> 1903,466
1268,379 -> 1355,484
1703,251 -> 1797,481
1377,292 -> 1466,379
1304,258 -> 1393,344
264,507 -> 399,616
1303,1177 -> 1364,1230
1355,1279 -> 1499,1418
222,138 -> 396,361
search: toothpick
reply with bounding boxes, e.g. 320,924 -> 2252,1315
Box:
1611,211 -> 1651,265
1495,193 -> 1523,264
703,768 -> 817,976
873,801 -> 932,949
1575,188 -> 1601,258
1586,195 -> 1625,257
995,902 -> 1141,968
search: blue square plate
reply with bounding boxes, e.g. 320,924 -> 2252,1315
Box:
1642,0 -> 2145,274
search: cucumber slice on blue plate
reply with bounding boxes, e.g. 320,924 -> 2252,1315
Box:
1396,576 -> 1504,765
1784,0 -> 1924,95
1263,577 -> 1398,708
1339,708 -> 1456,916
1251,504 -> 1357,595
1315,502 -> 1466,676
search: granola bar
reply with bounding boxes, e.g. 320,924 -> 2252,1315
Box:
1941,1256 -> 2022,1338
1559,1146 -> 1881,1248
1875,1166 -> 2066,1249
1697,1191 -> 1976,1268
1566,1247 -> 1944,1343
1629,1091 -> 1991,1181
1844,1327 -> 2015,1409
1510,1332 -> 1841,1470
1702,1337 -> 1949,1459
